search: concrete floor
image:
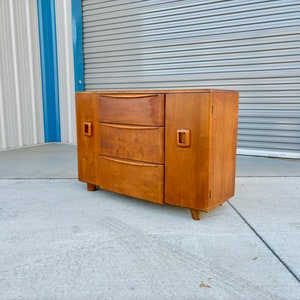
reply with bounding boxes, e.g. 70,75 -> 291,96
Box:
0,144 -> 299,299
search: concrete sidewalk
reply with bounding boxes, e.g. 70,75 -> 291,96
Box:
0,144 -> 299,299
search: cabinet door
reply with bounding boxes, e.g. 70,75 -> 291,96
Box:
165,93 -> 212,211
76,92 -> 99,186
99,123 -> 164,164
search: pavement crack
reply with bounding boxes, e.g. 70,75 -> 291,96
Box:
228,201 -> 300,284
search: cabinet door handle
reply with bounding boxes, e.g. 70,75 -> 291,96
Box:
177,129 -> 191,147
83,122 -> 93,136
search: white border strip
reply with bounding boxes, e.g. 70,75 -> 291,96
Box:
237,148 -> 300,159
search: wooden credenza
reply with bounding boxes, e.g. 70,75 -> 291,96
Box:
76,89 -> 239,220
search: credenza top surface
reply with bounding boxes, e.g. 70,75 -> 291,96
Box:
76,89 -> 239,95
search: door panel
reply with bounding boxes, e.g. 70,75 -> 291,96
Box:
76,92 -> 99,185
165,92 -> 211,211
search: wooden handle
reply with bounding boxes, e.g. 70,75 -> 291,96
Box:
177,129 -> 191,147
100,123 -> 160,130
83,122 -> 93,136
100,155 -> 160,167
100,94 -> 159,99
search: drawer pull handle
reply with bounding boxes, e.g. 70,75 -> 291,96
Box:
100,123 -> 160,130
83,122 -> 93,136
100,94 -> 159,99
177,129 -> 191,147
100,155 -> 160,167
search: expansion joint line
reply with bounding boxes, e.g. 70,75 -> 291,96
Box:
228,201 -> 300,284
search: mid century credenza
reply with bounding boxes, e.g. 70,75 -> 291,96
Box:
76,89 -> 239,220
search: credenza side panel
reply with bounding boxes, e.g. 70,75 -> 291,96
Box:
209,91 -> 239,210
76,92 -> 99,186
165,92 -> 212,211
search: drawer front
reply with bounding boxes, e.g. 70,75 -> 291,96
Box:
99,156 -> 164,204
98,94 -> 164,126
100,123 -> 164,164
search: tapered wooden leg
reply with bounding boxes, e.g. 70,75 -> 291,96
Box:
87,183 -> 96,191
190,209 -> 200,221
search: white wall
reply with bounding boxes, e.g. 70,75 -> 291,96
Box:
55,0 -> 76,144
0,0 -> 44,150
0,0 -> 77,151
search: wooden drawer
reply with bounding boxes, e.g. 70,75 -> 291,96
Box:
99,155 -> 164,204
99,123 -> 164,164
98,94 -> 164,126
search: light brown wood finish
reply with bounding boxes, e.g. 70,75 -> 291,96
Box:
190,209 -> 201,221
164,91 -> 239,212
209,92 -> 239,210
76,89 -> 239,220
87,183 -> 97,191
76,92 -> 99,187
99,123 -> 164,163
99,156 -> 164,204
99,94 -> 164,126
165,92 -> 212,211
89,89 -> 236,94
